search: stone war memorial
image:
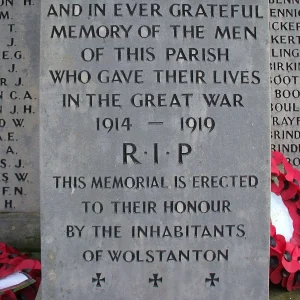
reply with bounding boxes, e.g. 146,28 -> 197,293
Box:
270,0 -> 300,167
39,0 -> 270,299
7,0 -> 300,299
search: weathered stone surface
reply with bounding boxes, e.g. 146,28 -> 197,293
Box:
35,283 -> 42,300
40,1 -> 270,299
0,213 -> 40,251
0,0 -> 40,212
33,283 -> 300,300
270,2 -> 300,166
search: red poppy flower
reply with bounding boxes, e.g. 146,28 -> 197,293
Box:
0,290 -> 17,300
281,181 -> 299,201
270,234 -> 286,256
282,243 -> 299,274
15,286 -> 36,299
272,151 -> 285,165
271,175 -> 285,195
271,159 -> 281,176
284,162 -> 295,182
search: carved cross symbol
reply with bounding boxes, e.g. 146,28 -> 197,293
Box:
92,273 -> 105,287
149,273 -> 162,287
205,273 -> 219,287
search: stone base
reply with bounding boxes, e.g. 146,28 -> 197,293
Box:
0,217 -> 298,300
36,286 -> 41,300
0,213 -> 40,251
34,284 -> 299,300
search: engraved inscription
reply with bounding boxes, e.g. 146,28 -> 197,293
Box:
0,0 -> 39,211
40,1 -> 270,299
270,0 -> 300,166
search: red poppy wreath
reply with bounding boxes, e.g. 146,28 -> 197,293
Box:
0,243 -> 41,300
270,151 -> 300,291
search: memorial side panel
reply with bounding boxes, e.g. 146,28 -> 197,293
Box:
40,1 -> 270,299
0,0 -> 40,212
270,1 -> 300,167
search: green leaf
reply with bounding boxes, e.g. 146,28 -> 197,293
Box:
277,163 -> 285,174
271,175 -> 279,187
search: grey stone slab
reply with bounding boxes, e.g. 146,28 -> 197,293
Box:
270,2 -> 300,166
36,284 -> 42,300
32,278 -> 300,300
35,283 -> 300,300
32,282 -> 300,300
0,0 -> 40,212
40,1 -> 270,299
0,212 -> 40,250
